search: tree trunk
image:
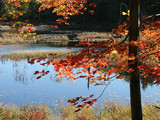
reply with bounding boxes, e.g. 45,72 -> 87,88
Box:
129,0 -> 142,120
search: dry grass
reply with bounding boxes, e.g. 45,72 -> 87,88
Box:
0,50 -> 77,61
0,31 -> 112,45
0,32 -> 35,45
40,35 -> 69,42
76,32 -> 112,40
0,101 -> 159,120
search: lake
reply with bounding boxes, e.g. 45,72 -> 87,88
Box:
0,44 -> 159,108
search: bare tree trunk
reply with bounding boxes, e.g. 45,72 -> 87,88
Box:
129,0 -> 142,120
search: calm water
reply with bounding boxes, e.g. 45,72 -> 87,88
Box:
0,44 -> 159,108
0,44 -> 78,55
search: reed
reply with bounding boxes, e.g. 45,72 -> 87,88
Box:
0,50 -> 77,61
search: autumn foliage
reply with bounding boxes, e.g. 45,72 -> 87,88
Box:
29,19 -> 160,111
1,0 -> 160,113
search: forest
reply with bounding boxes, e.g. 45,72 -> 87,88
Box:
0,0 -> 159,31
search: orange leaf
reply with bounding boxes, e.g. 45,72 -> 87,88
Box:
129,68 -> 135,72
54,25 -> 59,29
141,37 -> 145,41
28,28 -> 32,32
153,66 -> 159,70
48,53 -> 57,56
90,94 -> 94,98
93,4 -> 96,8
91,78 -> 101,81
144,70 -> 150,74
34,71 -> 41,75
155,21 -> 160,25
89,80 -> 94,84
91,99 -> 97,102
29,61 -> 34,65
82,68 -> 87,72
157,52 -> 160,57
129,54 -> 136,60
116,75 -> 123,79
90,38 -> 94,41
50,25 -> 54,28
79,75 -> 87,78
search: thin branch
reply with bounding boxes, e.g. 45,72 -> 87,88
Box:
92,33 -> 129,58
140,50 -> 160,59
95,74 -> 117,100
117,2 -> 129,27
144,13 -> 160,20
141,13 -> 160,23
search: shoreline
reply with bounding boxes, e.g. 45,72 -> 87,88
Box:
0,23 -> 112,46
0,100 -> 159,120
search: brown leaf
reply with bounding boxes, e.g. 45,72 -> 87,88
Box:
75,109 -> 81,112
67,98 -> 76,103
37,76 -> 41,79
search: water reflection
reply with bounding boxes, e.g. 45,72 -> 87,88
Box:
0,44 -> 80,56
0,45 -> 159,108
122,72 -> 157,90
13,62 -> 29,84
5,58 -> 158,90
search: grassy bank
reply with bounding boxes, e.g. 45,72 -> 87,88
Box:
0,29 -> 112,46
0,50 -> 78,61
0,100 -> 159,120
0,32 -> 35,45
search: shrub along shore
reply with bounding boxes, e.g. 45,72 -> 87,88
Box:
0,100 -> 159,120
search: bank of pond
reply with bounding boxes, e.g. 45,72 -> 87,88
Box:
0,100 -> 160,120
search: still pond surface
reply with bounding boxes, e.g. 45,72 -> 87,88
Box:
0,44 -> 159,108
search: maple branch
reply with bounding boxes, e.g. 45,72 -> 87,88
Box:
140,50 -> 160,59
116,33 -> 129,46
149,38 -> 160,48
92,33 -> 129,58
95,74 -> 117,100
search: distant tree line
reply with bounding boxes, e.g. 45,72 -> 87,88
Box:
0,0 -> 159,30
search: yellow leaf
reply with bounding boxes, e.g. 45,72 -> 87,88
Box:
122,12 -> 128,16
23,34 -> 27,38
111,50 -> 118,54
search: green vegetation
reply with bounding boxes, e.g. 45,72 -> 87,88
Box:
0,101 -> 159,120
0,50 -> 77,61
